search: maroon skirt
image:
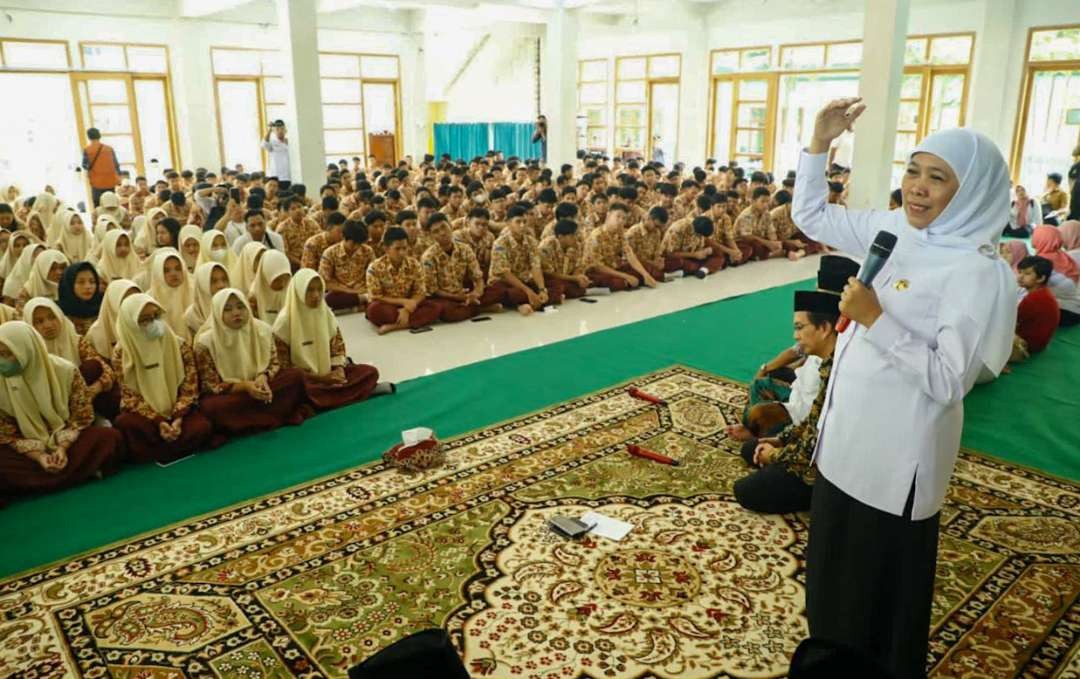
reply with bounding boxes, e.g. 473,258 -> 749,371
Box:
0,427 -> 125,505
199,368 -> 309,436
303,363 -> 380,411
114,410 -> 218,465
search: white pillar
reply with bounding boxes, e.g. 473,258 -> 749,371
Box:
679,3 -> 709,167
275,0 -> 326,190
967,0 -> 1018,152
404,10 -> 429,162
168,20 -> 220,173
542,5 -> 578,169
847,0 -> 910,210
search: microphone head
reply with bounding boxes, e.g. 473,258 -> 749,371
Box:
870,230 -> 898,257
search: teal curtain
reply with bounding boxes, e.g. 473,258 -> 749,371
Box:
434,123 -> 489,161
492,122 -> 541,160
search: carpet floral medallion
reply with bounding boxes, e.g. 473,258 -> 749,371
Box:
1,367 -> 1078,678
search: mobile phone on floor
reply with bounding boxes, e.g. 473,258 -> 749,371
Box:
580,298 -> 598,304
409,326 -> 434,334
471,316 -> 492,322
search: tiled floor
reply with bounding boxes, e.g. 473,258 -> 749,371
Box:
338,255 -> 822,384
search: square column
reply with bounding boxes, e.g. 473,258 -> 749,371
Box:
275,0 -> 326,190
847,0 -> 910,209
168,20 -> 220,172
541,6 -> 579,169
967,0 -> 1018,151
678,4 -> 709,167
404,10 -> 429,162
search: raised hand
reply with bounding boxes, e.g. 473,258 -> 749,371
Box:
810,98 -> 867,153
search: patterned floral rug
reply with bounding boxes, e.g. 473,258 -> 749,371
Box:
1,366 -> 1078,679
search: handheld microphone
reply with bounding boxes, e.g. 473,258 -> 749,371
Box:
835,230 -> 898,333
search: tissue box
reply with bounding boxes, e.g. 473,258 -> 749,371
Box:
383,435 -> 443,472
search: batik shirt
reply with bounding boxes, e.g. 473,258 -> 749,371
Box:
278,217 -> 322,263
453,227 -> 494,271
320,242 -> 375,291
488,230 -> 541,284
772,356 -> 833,484
734,207 -> 777,240
422,242 -> 483,296
111,340 -> 200,423
624,222 -> 664,268
302,231 -> 334,270
770,203 -> 798,240
366,255 -> 426,299
194,341 -> 281,396
583,227 -> 627,270
539,236 -> 584,277
661,218 -> 705,255
0,370 -> 93,454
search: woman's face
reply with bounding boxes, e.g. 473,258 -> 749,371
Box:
1015,185 -> 1028,201
163,257 -> 184,287
222,294 -> 249,330
31,306 -> 61,340
68,215 -> 84,234
0,342 -> 14,362
209,267 -> 229,295
74,270 -> 97,301
305,279 -> 323,308
137,303 -> 163,329
901,153 -> 960,230
156,223 -> 173,247
270,273 -> 290,292
0,232 -> 9,252
48,262 -> 67,283
115,235 -> 132,259
182,238 -> 200,259
9,236 -> 27,259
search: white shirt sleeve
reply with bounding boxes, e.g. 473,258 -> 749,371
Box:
792,151 -> 877,256
260,140 -> 272,152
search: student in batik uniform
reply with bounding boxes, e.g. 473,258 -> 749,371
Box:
421,213 -> 501,322
583,203 -> 658,291
734,187 -> 786,260
320,220 -> 376,312
0,322 -> 125,505
487,204 -> 549,316
248,250 -> 291,326
662,216 -> 726,275
770,189 -> 822,257
624,206 -> 669,280
365,227 -> 441,334
453,208 -> 496,276
539,220 -> 590,303
276,197 -> 323,271
302,212 -> 346,270
147,251 -> 194,341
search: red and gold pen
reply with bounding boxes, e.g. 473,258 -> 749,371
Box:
627,444 -> 681,466
628,387 -> 667,406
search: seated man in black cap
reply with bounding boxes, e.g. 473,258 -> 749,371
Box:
733,255 -> 856,515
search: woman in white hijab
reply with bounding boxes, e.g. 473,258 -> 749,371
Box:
2,242 -> 46,302
0,231 -> 34,282
16,249 -> 69,309
789,98 -> 1017,679
23,211 -> 47,242
248,249 -> 291,325
0,321 -> 124,503
86,279 -> 140,359
111,293 -> 215,464
52,211 -> 95,263
147,250 -> 194,341
271,269 -> 390,411
32,192 -> 60,238
178,224 -> 202,274
193,288 -> 308,434
195,230 -> 238,271
95,231 -> 141,283
231,241 -> 266,295
136,207 -> 167,259
184,262 -> 230,338
23,298 -> 116,415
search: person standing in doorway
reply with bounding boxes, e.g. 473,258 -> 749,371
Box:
82,128 -> 120,208
261,120 -> 291,183
531,115 -> 548,165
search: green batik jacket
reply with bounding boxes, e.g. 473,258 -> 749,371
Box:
772,356 -> 833,485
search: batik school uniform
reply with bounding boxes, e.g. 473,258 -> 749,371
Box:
273,270 -> 380,411
0,322 -> 125,506
734,357 -> 832,515
452,226 -> 495,276
624,222 -> 666,279
277,217 -> 321,271
715,211 -> 754,264
583,228 -> 636,291
441,203 -> 467,223
111,294 -> 216,464
194,289 -> 307,435
734,207 -> 780,260
772,203 -> 823,254
302,231 -> 335,270
539,235 -> 586,302
661,218 -> 725,274
320,242 -> 375,311
422,241 -> 501,322
487,230 -> 546,306
406,231 -> 434,261
365,254 -> 441,328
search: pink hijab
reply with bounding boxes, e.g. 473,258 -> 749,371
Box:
1032,225 -> 1080,282
1059,220 -> 1080,251
1003,240 -> 1028,272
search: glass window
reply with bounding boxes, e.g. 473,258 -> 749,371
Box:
127,46 -> 168,73
737,102 -> 766,128
82,44 -> 126,70
581,60 -> 607,82
742,47 -> 771,72
616,127 -> 645,151
2,41 -> 69,69
322,104 -> 362,129
781,45 -> 825,70
87,79 -> 128,104
361,56 -> 398,78
212,49 -> 260,76
579,82 -> 606,105
739,79 -> 768,101
134,78 -> 173,169
1017,68 -> 1080,191
926,73 -> 965,133
618,58 -> 646,79
320,78 -> 361,104
775,72 -> 860,173
1029,27 -> 1080,62
736,129 -> 764,155
320,54 -> 361,77
216,79 -> 262,171
265,104 -> 289,125
92,104 -> 133,134
325,129 -> 364,154
901,73 -> 923,99
584,107 -> 606,126
616,81 -> 646,103
648,55 -> 679,78
827,42 -> 863,69
897,101 -> 919,131
616,105 -> 645,128
894,132 -> 917,163
712,50 -> 739,75
905,38 -> 928,65
260,51 -> 286,76
102,134 -> 136,163
929,36 -> 972,65
362,82 -> 396,135
263,77 -> 288,104
585,126 -> 607,150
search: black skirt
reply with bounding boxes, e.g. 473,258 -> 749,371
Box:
803,471 -> 940,679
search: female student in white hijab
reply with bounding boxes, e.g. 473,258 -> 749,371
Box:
195,230 -> 238,271
86,279 -> 140,359
147,250 -> 194,341
790,98 -> 1017,679
23,211 -> 48,242
24,297 -> 117,418
248,249 -> 291,326
16,249 -> 69,310
185,262 -> 230,337
0,322 -> 125,505
272,269 -> 392,411
231,241 -> 266,295
111,293 -> 217,464
179,225 -> 203,274
95,230 -> 142,283
0,231 -> 35,284
193,288 -> 309,435
2,242 -> 46,303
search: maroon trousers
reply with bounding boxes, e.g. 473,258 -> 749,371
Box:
365,300 -> 441,329
302,363 -> 380,411
0,427 -> 125,505
543,276 -> 586,303
588,263 -> 665,291
427,284 -> 505,322
79,360 -> 122,419
114,410 -> 217,465
735,236 -> 779,261
664,254 -> 727,275
199,368 -> 309,436
325,291 -> 364,312
793,234 -> 825,254
488,280 -> 548,307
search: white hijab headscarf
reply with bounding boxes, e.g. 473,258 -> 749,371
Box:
53,211 -> 95,262
271,269 -> 337,376
198,287 -> 273,383
96,230 -> 141,282
185,262 -> 228,336
3,243 -> 46,299
900,129 -> 1017,378
0,231 -> 34,279
0,321 -> 75,446
147,250 -> 193,340
23,249 -> 69,300
196,230 -> 238,270
231,241 -> 266,296
249,249 -> 291,325
23,297 -> 80,364
137,207 -> 167,256
179,225 -> 202,273
86,278 -> 140,358
116,293 -> 185,418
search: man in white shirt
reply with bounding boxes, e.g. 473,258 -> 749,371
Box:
261,120 -> 291,183
231,209 -> 285,254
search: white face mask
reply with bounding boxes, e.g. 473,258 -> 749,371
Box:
143,318 -> 167,340
210,248 -> 228,262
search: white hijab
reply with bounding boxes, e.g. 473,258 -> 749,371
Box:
0,231 -> 34,279
86,278 -> 140,357
23,249 -> 69,300
231,241 -> 267,296
3,243 -> 46,299
272,269 -> 337,376
96,230 -> 141,282
0,321 -> 75,446
197,287 -> 273,383
147,250 -> 193,341
903,128 -> 1017,378
53,211 -> 95,262
23,297 -> 80,364
116,293 -> 185,418
249,249 -> 291,325
179,225 -> 202,273
185,262 -> 228,336
196,230 -> 238,270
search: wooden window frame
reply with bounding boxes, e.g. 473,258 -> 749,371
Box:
614,52 -> 681,160
0,38 -> 72,70
577,58 -> 609,154
319,51 -> 404,165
